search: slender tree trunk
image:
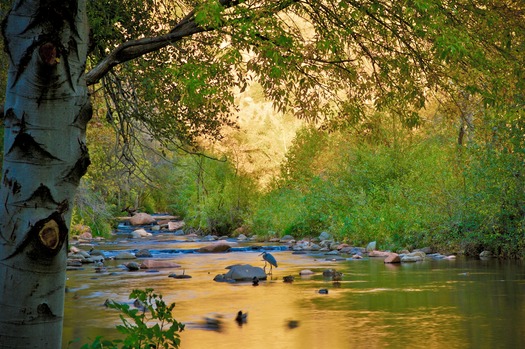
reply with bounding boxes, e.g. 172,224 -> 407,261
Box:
0,1 -> 90,348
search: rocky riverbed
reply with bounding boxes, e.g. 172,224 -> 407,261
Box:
68,213 -> 460,274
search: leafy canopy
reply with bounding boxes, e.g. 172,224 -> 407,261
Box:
86,0 -> 525,148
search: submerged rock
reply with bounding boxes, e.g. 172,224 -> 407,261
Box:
140,260 -> 181,269
114,252 -> 136,260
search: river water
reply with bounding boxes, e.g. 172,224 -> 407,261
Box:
63,233 -> 525,349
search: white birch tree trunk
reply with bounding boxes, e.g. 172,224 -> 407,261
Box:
0,0 -> 90,347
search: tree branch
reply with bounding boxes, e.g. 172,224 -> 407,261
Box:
85,0 -> 247,86
85,16 -> 204,86
85,0 -> 300,86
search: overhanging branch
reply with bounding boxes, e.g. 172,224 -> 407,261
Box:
85,15 -> 204,86
85,0 -> 245,86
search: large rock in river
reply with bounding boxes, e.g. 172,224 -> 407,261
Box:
222,264 -> 267,281
197,242 -> 232,253
384,253 -> 401,263
129,213 -> 156,226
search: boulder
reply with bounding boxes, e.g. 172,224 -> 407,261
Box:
168,221 -> 185,231
299,269 -> 315,275
135,249 -> 153,258
414,247 -> 433,254
480,250 -> 493,258
85,255 -> 105,263
366,241 -> 377,252
319,240 -> 331,248
309,243 -> 321,251
129,213 -> 156,226
68,253 -> 86,261
67,259 -> 83,267
223,264 -> 267,281
70,246 -> 81,254
76,250 -> 91,258
89,249 -> 106,257
337,243 -> 350,250
401,255 -> 424,262
140,260 -> 181,269
329,242 -> 340,250
197,242 -> 232,253
129,228 -> 152,239
368,250 -> 390,257
349,247 -> 365,255
126,262 -> 140,271
410,251 -> 426,258
384,253 -> 401,263
280,235 -> 295,242
79,232 -> 93,240
319,231 -> 332,241
237,234 -> 248,241
114,252 -> 136,260
399,251 -> 426,262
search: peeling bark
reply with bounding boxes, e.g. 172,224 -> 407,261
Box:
0,1 -> 90,347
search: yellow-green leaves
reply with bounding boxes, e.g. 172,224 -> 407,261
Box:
195,0 -> 225,28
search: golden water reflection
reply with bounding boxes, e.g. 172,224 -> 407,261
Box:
63,246 -> 525,349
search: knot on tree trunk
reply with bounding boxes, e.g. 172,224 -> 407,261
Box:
39,42 -> 60,66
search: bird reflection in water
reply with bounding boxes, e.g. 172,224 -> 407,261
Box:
194,314 -> 224,332
235,311 -> 248,326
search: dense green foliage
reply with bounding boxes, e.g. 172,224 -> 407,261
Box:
251,103 -> 525,257
77,289 -> 184,349
76,94 -> 525,257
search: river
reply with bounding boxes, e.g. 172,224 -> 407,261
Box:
63,232 -> 525,349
